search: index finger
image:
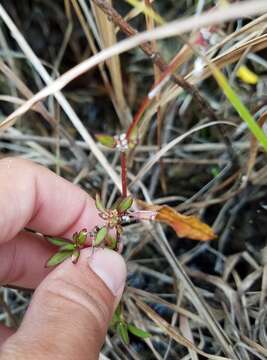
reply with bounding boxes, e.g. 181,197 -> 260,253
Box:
0,157 -> 100,243
0,157 -> 105,289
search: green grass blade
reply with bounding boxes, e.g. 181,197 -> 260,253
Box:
212,66 -> 267,152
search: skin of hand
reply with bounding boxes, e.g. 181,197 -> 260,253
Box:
0,157 -> 127,360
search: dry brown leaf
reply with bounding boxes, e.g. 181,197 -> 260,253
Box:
156,206 -> 216,241
137,201 -> 216,241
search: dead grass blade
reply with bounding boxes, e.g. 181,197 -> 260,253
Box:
153,222 -> 239,358
91,0 -> 131,128
240,334 -> 267,358
179,316 -> 199,360
128,287 -> 205,325
136,299 -> 230,360
0,60 -> 85,162
152,34 -> 267,121
71,0 -> 129,129
207,13 -> 267,55
130,121 -> 235,187
131,193 -> 239,359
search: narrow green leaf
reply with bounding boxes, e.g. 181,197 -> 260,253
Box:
211,66 -> 267,152
106,234 -> 117,250
111,313 -> 119,328
95,134 -> 116,148
77,228 -> 87,246
94,227 -> 107,246
117,322 -> 129,345
111,303 -> 123,328
128,126 -> 139,149
95,193 -> 106,213
111,196 -> 123,210
117,196 -> 133,212
128,324 -> 151,339
45,251 -> 72,267
59,243 -> 75,251
71,248 -> 80,264
45,236 -> 71,247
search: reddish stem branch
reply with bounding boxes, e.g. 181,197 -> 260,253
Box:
126,53 -> 182,140
92,0 -> 238,164
126,96 -> 150,139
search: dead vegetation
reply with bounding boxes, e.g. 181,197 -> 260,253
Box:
0,0 -> 267,359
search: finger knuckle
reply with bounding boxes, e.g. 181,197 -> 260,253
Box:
36,277 -> 111,335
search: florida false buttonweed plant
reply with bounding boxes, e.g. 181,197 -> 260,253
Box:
45,130 -> 215,344
45,194 -> 156,267
45,194 -> 154,343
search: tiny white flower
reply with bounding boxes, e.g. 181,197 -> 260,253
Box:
193,57 -> 205,77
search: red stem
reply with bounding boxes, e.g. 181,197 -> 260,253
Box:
126,50 -> 186,141
126,96 -> 150,139
120,152 -> 127,197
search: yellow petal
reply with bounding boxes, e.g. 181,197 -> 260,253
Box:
237,65 -> 258,85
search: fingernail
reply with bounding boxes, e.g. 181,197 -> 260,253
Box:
88,248 -> 126,296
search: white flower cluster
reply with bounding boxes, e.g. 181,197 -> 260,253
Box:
199,28 -> 220,46
114,133 -> 128,152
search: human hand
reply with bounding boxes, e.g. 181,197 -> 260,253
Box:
0,158 -> 127,359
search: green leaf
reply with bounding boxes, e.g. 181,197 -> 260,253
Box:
106,234 -> 117,250
45,251 -> 72,267
128,126 -> 139,149
128,324 -> 151,339
45,236 -> 71,247
117,196 -> 133,212
94,227 -> 107,246
211,166 -> 220,177
113,312 -> 120,323
117,322 -> 129,345
211,65 -> 267,152
71,248 -> 80,264
59,243 -> 75,251
111,196 -> 123,210
111,313 -> 119,329
114,304 -> 123,320
111,303 -> 123,328
77,228 -> 87,246
95,193 -> 106,213
95,134 -> 116,148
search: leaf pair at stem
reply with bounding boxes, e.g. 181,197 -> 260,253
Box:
45,229 -> 87,267
111,304 -> 150,344
45,195 -> 134,267
94,194 -> 133,250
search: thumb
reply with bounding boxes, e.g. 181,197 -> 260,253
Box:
1,248 -> 127,360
